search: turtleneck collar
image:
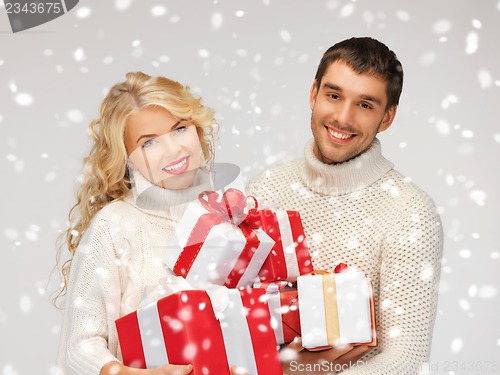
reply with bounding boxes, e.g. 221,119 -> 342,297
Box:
124,167 -> 213,221
301,138 -> 394,196
124,163 -> 245,221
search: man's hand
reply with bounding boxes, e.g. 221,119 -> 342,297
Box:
280,338 -> 371,375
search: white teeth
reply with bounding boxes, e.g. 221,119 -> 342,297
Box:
164,157 -> 187,171
329,128 -> 352,140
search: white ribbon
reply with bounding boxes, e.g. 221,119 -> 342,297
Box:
137,301 -> 169,368
217,289 -> 259,374
276,210 -> 300,280
265,287 -> 285,345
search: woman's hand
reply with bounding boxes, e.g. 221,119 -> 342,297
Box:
230,365 -> 250,375
100,361 -> 193,375
101,361 -> 252,375
280,338 -> 371,375
147,364 -> 193,375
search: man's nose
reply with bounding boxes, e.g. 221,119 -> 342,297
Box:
334,102 -> 354,126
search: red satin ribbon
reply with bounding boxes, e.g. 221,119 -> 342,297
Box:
173,188 -> 262,288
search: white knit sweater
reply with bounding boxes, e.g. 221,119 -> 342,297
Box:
57,170 -> 213,374
246,139 -> 443,374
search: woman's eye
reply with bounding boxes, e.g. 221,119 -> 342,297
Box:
174,126 -> 188,135
142,139 -> 158,148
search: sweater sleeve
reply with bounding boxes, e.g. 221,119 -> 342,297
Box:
58,215 -> 126,375
343,193 -> 443,374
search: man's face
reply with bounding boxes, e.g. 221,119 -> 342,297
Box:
310,60 -> 396,164
125,106 -> 203,190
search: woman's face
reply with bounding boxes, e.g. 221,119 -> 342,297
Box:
124,106 -> 203,190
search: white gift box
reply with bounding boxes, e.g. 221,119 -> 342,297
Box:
297,270 -> 377,349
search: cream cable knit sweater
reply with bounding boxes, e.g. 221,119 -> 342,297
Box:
247,139 -> 443,374
57,170 -> 213,374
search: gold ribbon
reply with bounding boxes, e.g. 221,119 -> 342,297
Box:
322,273 -> 340,346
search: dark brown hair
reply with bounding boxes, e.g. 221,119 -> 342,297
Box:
314,37 -> 403,109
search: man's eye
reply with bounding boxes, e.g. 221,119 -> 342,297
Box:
328,94 -> 340,100
359,103 -> 372,109
142,139 -> 158,148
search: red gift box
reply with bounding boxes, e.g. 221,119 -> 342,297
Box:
165,189 -> 275,288
255,281 -> 301,345
116,287 -> 282,375
257,209 -> 313,282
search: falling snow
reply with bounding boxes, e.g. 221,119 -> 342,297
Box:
73,48 -> 86,62
151,5 -> 167,17
115,0 -> 132,11
14,93 -> 33,106
465,32 -> 479,54
478,69 -> 492,88
212,12 -> 223,29
433,19 -> 452,34
451,337 -> 463,352
76,7 -> 91,19
19,295 -> 32,314
1,2 -> 499,373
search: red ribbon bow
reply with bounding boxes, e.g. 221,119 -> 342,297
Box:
197,188 -> 259,226
173,188 -> 263,288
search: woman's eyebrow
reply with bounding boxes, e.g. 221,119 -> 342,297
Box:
135,120 -> 188,144
169,119 -> 184,131
136,133 -> 157,144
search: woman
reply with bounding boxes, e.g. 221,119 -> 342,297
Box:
55,72 -> 246,374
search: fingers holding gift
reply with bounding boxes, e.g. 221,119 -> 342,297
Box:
230,365 -> 251,375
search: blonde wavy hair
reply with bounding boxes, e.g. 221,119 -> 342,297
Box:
53,72 -> 217,306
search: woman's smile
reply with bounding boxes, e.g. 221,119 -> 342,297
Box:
163,155 -> 190,175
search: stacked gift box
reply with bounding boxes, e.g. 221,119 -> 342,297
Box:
116,187 -> 377,374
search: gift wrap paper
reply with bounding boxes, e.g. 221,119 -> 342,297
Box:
297,271 -> 377,349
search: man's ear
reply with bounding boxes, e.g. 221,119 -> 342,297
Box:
378,105 -> 397,133
309,80 -> 319,110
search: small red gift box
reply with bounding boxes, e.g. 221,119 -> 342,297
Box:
115,287 -> 282,375
256,209 -> 313,282
255,281 -> 301,345
165,188 -> 275,288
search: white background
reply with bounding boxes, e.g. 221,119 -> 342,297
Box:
1,1 -> 499,374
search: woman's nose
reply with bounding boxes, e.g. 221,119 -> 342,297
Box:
159,132 -> 182,154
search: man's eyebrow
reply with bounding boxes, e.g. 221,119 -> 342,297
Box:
360,95 -> 383,106
322,82 -> 342,91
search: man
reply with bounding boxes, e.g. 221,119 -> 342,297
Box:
247,37 -> 443,374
